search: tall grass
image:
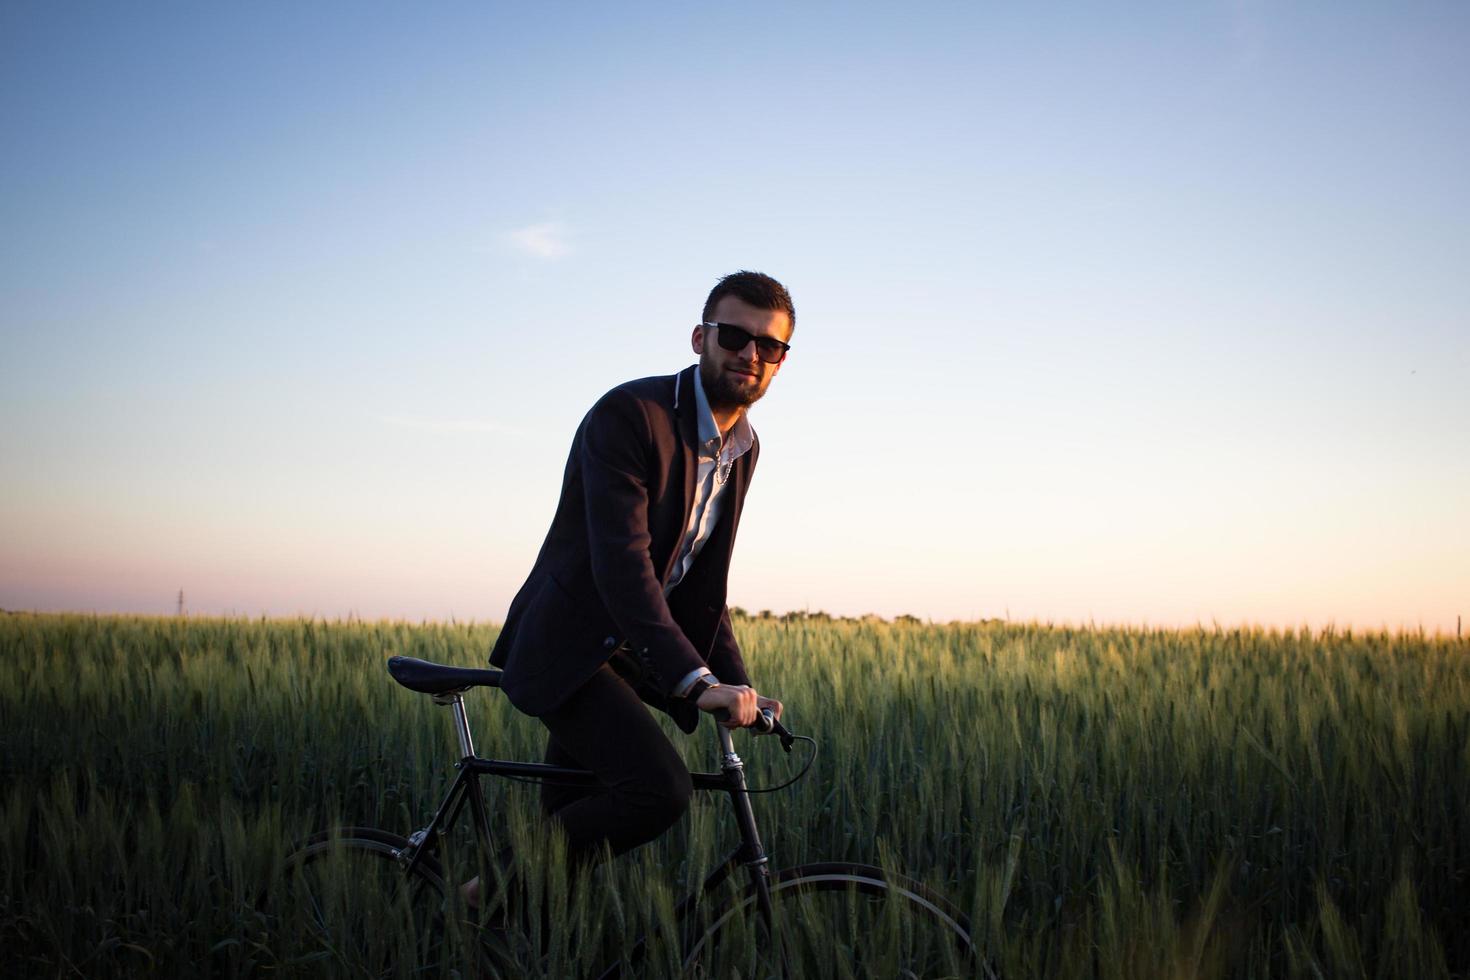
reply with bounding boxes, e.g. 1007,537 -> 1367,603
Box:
2,613 -> 1465,977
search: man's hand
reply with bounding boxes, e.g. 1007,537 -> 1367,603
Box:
695,685 -> 784,728
696,684 -> 759,728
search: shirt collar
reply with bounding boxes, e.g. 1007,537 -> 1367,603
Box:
691,365 -> 755,462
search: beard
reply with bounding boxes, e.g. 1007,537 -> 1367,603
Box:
700,356 -> 770,411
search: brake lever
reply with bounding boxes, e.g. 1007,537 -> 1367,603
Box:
762,708 -> 796,753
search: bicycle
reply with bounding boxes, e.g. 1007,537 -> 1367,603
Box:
273,655 -> 986,978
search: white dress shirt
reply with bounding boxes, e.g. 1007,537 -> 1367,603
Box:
666,367 -> 755,696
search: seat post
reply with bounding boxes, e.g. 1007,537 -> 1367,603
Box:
433,690 -> 477,759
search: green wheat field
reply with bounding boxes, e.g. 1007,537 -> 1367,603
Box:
3,612 -> 1467,978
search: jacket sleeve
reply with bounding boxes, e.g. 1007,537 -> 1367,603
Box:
578,387 -> 706,696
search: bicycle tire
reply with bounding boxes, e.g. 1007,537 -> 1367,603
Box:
682,861 -> 990,980
273,826 -> 479,979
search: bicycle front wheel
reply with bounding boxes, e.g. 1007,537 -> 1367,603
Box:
274,826 -> 475,979
683,862 -> 987,980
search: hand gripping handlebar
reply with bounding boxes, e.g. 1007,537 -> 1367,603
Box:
713,706 -> 796,752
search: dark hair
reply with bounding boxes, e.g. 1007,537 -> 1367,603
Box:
702,270 -> 796,332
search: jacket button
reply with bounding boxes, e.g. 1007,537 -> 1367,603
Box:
603,636 -> 617,649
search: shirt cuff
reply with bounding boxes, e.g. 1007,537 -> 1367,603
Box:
673,666 -> 717,699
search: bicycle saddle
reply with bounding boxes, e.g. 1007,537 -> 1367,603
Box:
387,655 -> 504,694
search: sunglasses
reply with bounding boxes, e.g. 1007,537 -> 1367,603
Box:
701,322 -> 791,364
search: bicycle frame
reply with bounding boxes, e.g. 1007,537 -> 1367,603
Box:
395,691 -> 778,973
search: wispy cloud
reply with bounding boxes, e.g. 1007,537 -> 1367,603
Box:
504,221 -> 571,259
377,414 -> 528,436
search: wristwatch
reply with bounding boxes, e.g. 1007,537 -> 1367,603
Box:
685,676 -> 720,702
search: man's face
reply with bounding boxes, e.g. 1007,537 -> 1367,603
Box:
691,295 -> 793,412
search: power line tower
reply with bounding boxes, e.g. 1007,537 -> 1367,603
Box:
177,589 -> 185,617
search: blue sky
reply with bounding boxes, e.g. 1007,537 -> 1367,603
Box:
2,2 -> 1466,631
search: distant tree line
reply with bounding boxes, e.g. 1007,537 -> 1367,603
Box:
729,607 -> 928,625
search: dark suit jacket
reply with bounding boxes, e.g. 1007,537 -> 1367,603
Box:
489,365 -> 756,733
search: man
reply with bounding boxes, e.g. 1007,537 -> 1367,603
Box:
484,270 -> 793,884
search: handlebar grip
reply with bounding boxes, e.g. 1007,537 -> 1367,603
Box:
713,706 -> 792,740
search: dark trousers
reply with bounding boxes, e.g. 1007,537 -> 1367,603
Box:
538,660 -> 693,863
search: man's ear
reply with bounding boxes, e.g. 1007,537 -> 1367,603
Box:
691,325 -> 706,354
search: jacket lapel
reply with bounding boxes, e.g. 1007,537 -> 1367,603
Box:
711,442 -> 752,571
662,365 -> 702,585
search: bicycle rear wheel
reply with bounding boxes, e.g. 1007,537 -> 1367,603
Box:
275,826 -> 479,979
683,862 -> 988,980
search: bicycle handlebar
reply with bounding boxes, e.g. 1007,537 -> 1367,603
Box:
713,706 -> 796,751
